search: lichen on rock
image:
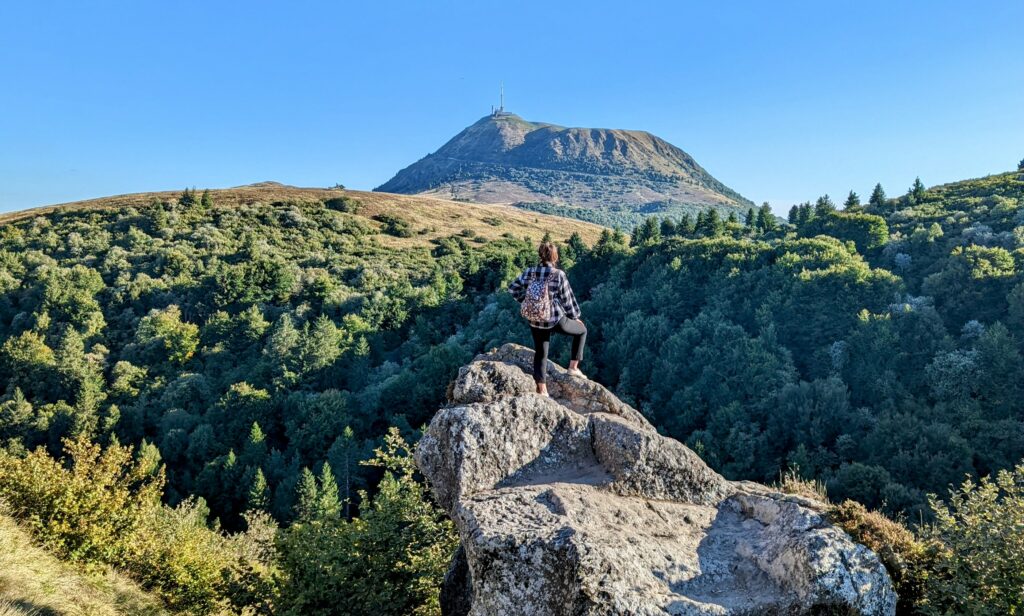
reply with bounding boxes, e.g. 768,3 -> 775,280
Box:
417,344 -> 897,616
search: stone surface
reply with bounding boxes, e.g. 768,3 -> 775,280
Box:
440,546 -> 473,616
419,344 -> 897,616
454,344 -> 650,428
591,413 -> 732,506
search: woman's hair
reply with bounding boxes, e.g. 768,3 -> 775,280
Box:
538,241 -> 559,264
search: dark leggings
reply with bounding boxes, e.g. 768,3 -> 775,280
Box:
530,317 -> 587,384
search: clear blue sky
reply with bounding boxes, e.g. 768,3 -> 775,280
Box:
2,1 -> 1022,214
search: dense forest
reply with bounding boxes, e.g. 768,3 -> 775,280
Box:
576,172 -> 1024,520
0,191 -> 583,614
0,168 -> 1023,614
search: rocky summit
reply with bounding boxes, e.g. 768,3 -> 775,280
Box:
375,112 -> 751,228
417,344 -> 897,616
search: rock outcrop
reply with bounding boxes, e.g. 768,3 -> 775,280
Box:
417,344 -> 897,616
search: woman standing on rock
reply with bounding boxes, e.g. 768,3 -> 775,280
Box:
508,240 -> 587,396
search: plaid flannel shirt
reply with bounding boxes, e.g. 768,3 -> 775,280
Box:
508,262 -> 581,329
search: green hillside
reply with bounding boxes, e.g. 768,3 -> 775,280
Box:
567,171 -> 1024,519
0,185 -> 592,614
0,169 -> 1022,614
0,183 -> 599,515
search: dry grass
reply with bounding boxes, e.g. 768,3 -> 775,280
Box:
774,467 -> 829,503
828,500 -> 933,613
0,514 -> 166,616
772,473 -> 933,613
0,183 -> 607,247
0,601 -> 37,616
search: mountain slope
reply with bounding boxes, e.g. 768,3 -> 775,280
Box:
0,514 -> 166,616
375,112 -> 752,229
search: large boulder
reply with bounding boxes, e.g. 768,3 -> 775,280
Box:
417,344 -> 897,616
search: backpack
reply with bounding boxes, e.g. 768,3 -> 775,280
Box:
520,271 -> 553,322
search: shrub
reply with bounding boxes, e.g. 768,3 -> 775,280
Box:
135,305 -> 200,365
0,437 -> 163,566
919,463 -> 1024,615
277,428 -> 456,616
324,197 -> 361,214
126,498 -> 232,612
374,214 -> 413,238
804,211 -> 889,252
126,501 -> 279,615
0,439 -> 279,615
829,500 -> 933,614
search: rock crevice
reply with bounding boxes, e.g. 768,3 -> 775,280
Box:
417,344 -> 896,615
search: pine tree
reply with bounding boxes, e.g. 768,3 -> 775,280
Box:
744,208 -> 757,229
593,229 -> 622,258
630,217 -> 661,246
610,227 -> 627,247
178,187 -> 197,208
541,231 -> 553,244
224,449 -> 238,471
276,427 -> 457,615
814,195 -> 836,218
345,336 -> 371,391
200,189 -> 213,209
659,218 -> 677,238
727,211 -> 739,225
328,426 -> 361,518
318,464 -> 341,519
844,190 -> 861,209
788,205 -> 800,226
294,467 -> 319,522
241,422 -> 267,467
299,314 -> 342,374
565,232 -> 587,261
797,203 -> 813,227
0,388 -> 34,445
756,203 -> 777,232
869,183 -> 887,208
677,213 -> 694,236
708,209 -> 724,236
697,209 -> 723,237
136,439 -> 163,477
248,468 -> 270,511
908,177 -> 926,204
265,313 -> 300,384
53,328 -> 104,439
149,200 -> 169,232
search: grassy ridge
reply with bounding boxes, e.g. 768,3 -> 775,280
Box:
0,513 -> 165,616
0,183 -> 607,246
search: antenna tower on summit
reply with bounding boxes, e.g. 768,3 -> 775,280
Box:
492,82 -> 506,116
